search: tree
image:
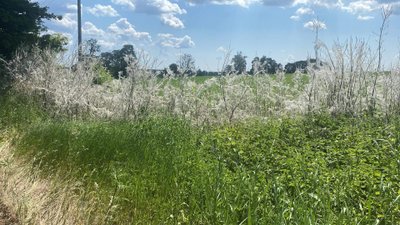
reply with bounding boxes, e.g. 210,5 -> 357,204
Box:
232,52 -> 247,74
100,44 -> 136,78
250,56 -> 281,74
250,57 -> 261,75
0,0 -> 60,60
84,38 -> 101,57
260,56 -> 281,74
284,59 -> 317,73
37,33 -> 69,52
169,63 -> 179,75
224,65 -> 234,75
178,53 -> 196,75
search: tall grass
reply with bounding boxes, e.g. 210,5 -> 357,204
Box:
5,113 -> 399,224
1,40 -> 400,224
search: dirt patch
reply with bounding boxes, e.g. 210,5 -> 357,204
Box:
0,202 -> 18,225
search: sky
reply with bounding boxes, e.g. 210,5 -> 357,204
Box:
33,0 -> 400,71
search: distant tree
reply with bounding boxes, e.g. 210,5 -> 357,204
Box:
232,52 -> 247,74
37,33 -> 68,52
169,63 -> 179,75
284,63 -> 297,74
84,38 -> 101,57
284,59 -> 318,73
250,57 -> 261,75
100,44 -> 136,78
224,65 -> 234,75
250,56 -> 281,74
0,0 -> 60,60
261,56 -> 281,74
178,53 -> 196,75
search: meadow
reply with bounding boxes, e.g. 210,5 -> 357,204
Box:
0,40 -> 400,224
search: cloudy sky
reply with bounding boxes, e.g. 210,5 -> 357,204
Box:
35,0 -> 400,70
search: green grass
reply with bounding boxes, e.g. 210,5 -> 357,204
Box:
1,94 -> 399,224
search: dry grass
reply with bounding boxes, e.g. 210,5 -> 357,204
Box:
0,133 -> 103,225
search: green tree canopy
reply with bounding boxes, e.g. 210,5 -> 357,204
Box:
250,56 -> 281,74
100,44 -> 136,78
0,0 -> 60,59
37,33 -> 69,53
169,63 -> 179,75
232,52 -> 247,74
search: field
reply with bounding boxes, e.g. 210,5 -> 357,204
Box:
0,46 -> 400,224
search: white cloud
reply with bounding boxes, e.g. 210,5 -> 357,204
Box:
160,14 -> 185,28
293,0 -> 340,8
304,19 -> 327,30
83,22 -> 105,36
290,15 -> 301,20
146,0 -> 187,14
87,4 -> 119,17
296,6 -> 314,15
145,0 -> 187,28
112,0 -> 187,29
158,33 -> 195,48
263,0 -> 294,6
98,39 -> 116,49
216,46 -> 228,53
66,3 -> 77,11
112,0 -> 136,10
53,13 -> 77,29
357,15 -> 374,20
210,0 -> 260,8
108,18 -> 151,41
341,0 -> 377,14
290,6 -> 314,20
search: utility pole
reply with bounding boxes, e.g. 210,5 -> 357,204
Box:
77,0 -> 82,61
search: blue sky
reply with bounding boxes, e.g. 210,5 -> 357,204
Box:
35,0 -> 400,70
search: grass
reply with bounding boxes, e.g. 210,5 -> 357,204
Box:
2,93 -> 399,224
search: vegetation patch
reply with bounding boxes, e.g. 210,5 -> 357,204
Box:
5,109 -> 399,224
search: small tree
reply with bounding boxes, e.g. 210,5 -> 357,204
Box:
178,53 -> 196,75
85,38 -> 101,57
169,63 -> 179,75
232,52 -> 247,74
250,57 -> 261,75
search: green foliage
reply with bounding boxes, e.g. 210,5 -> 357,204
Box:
284,59 -> 319,73
100,44 -> 136,78
0,0 -> 59,60
6,111 -> 399,224
37,33 -> 68,52
0,92 -> 47,130
92,64 -> 113,85
250,56 -> 281,74
169,63 -> 179,75
232,52 -> 247,74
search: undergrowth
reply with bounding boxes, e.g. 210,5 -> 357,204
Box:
2,95 -> 399,224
